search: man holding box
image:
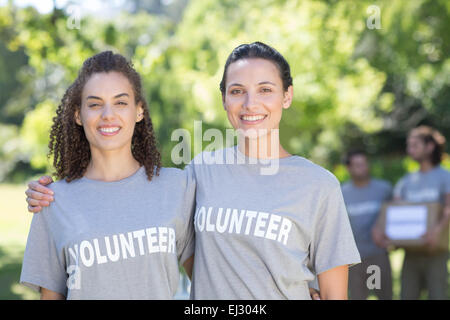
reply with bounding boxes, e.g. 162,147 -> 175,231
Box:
393,126 -> 450,300
342,150 -> 393,300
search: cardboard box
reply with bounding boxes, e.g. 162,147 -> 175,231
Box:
377,201 -> 449,252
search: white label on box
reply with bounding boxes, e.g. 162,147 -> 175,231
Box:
385,205 -> 428,240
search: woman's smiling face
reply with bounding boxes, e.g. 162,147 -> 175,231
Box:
76,71 -> 144,153
223,58 -> 293,138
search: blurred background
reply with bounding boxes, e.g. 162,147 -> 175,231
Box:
0,0 -> 449,299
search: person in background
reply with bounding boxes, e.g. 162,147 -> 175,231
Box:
342,150 -> 393,300
392,125 -> 450,300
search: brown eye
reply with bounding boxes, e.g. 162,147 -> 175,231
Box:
230,89 -> 243,95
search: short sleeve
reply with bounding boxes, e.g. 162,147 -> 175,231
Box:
444,169 -> 450,194
310,181 -> 361,275
20,209 -> 67,296
307,278 -> 319,291
384,181 -> 394,201
177,163 -> 197,266
393,176 -> 406,200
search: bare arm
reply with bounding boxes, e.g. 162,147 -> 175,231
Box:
438,193 -> 450,229
40,287 -> 65,300
317,265 -> 349,300
372,208 -> 390,248
424,193 -> 450,248
25,176 -> 54,213
182,254 -> 194,280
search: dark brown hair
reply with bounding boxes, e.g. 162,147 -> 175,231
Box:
344,149 -> 367,166
48,51 -> 161,182
219,41 -> 293,96
408,125 -> 446,165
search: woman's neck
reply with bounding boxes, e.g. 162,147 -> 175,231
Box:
237,130 -> 291,159
85,147 -> 141,182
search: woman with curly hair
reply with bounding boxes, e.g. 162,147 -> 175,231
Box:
20,51 -> 195,299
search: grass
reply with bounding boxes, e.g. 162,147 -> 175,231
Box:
0,183 -> 448,300
0,184 -> 39,300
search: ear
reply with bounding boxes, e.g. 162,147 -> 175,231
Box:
136,102 -> 144,122
282,85 -> 293,110
74,108 -> 82,126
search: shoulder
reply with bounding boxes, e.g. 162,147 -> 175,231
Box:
153,167 -> 185,183
157,166 -> 184,177
372,178 -> 392,190
396,172 -> 412,185
190,147 -> 233,165
434,166 -> 450,185
289,156 -> 342,191
155,166 -> 196,191
47,177 -> 80,194
436,166 -> 450,176
341,181 -> 352,192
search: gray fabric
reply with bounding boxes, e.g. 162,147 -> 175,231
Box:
394,165 -> 450,300
188,146 -> 361,299
400,251 -> 449,300
341,179 -> 393,259
20,166 -> 196,299
393,165 -> 450,204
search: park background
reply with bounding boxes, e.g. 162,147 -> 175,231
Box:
0,0 -> 449,299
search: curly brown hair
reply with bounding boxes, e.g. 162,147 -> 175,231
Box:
48,51 -> 161,182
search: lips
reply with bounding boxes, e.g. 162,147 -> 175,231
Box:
240,114 -> 267,125
98,126 -> 121,136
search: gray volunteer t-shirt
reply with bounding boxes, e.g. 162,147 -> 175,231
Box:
341,179 -> 392,259
20,166 -> 196,299
187,146 -> 361,300
394,165 -> 450,204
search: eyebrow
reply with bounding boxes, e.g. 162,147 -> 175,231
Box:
228,83 -> 244,88
86,95 -> 102,100
258,81 -> 276,86
86,93 -> 129,100
114,93 -> 129,99
227,81 -> 277,89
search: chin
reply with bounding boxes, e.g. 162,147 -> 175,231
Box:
236,128 -> 269,140
95,142 -> 128,152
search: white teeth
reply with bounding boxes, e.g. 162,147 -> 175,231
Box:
99,127 -> 120,133
241,115 -> 266,121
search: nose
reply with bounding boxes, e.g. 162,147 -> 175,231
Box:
101,103 -> 116,120
243,91 -> 260,112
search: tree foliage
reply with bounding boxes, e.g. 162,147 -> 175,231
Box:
0,0 -> 448,183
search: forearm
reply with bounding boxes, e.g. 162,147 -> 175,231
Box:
317,265 -> 348,300
436,205 -> 450,230
436,194 -> 450,230
40,287 -> 65,300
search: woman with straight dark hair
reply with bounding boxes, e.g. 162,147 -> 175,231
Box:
186,42 -> 360,299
